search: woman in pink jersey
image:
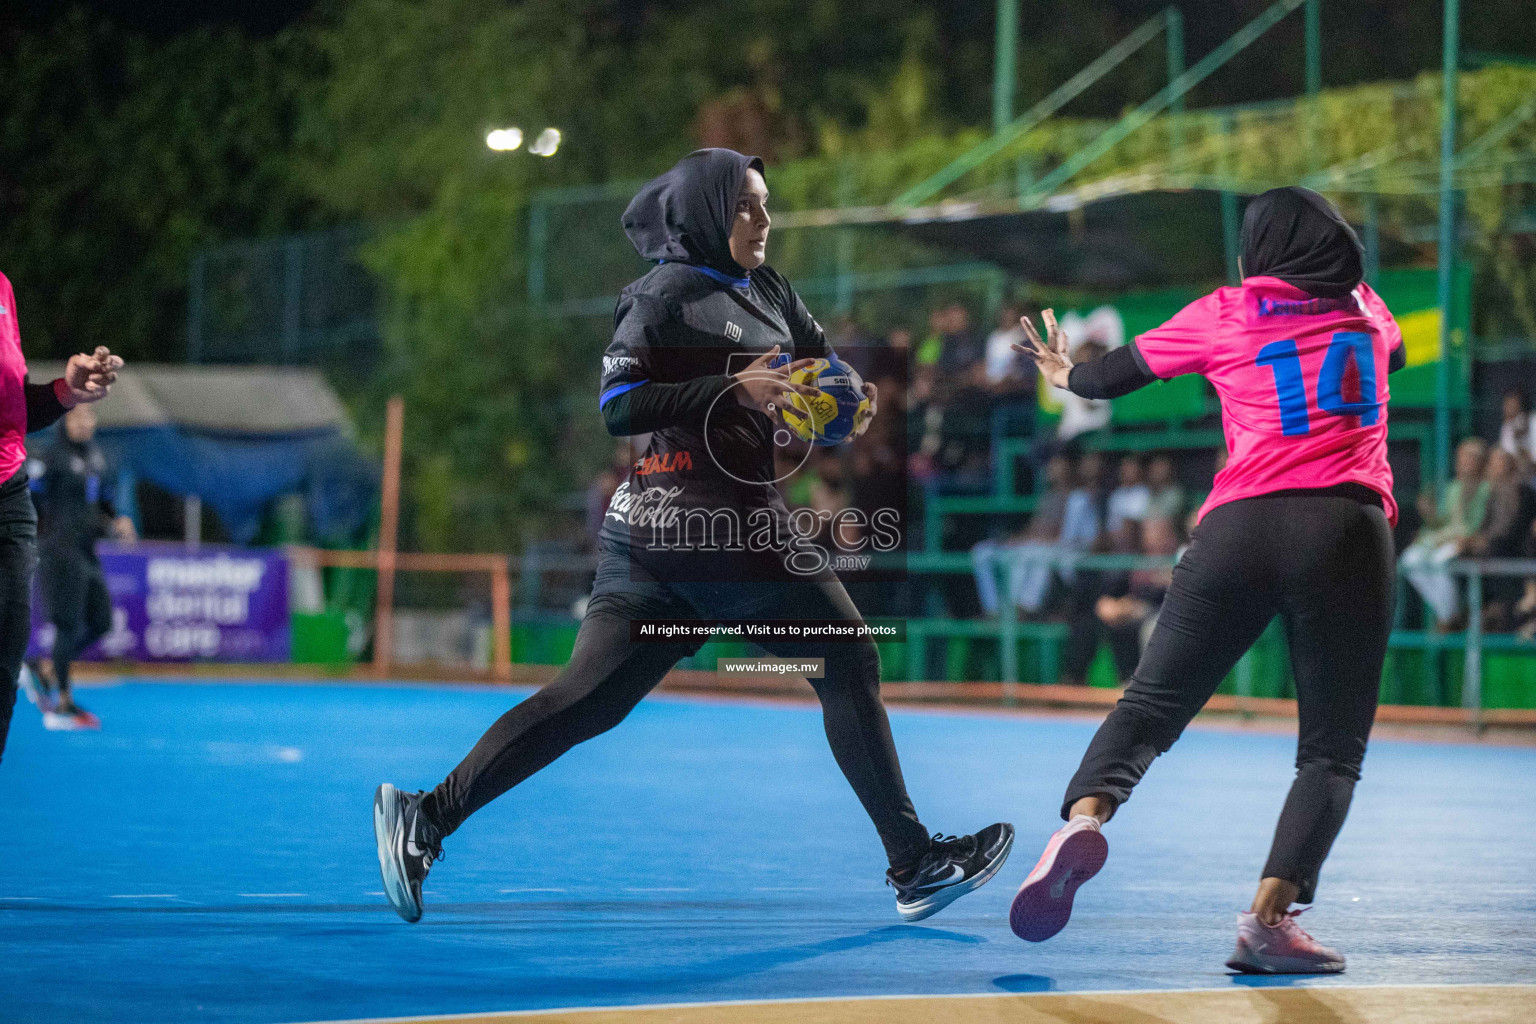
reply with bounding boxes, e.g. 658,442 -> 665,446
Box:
1008,188 -> 1403,974
0,270 -> 123,762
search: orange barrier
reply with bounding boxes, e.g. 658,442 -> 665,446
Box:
285,544 -> 513,682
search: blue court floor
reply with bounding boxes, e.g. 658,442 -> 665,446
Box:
1,679 -> 1533,1023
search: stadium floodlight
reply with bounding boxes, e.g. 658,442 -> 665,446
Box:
485,128 -> 524,151
529,128 -> 561,156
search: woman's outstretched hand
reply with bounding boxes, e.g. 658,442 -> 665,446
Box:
62,346 -> 124,406
1012,309 -> 1073,390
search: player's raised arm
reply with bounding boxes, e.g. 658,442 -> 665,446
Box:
1014,308 -> 1157,399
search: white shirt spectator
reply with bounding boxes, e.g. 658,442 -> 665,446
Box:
985,324 -> 1027,382
1499,414 -> 1536,465
1055,389 -> 1112,440
1107,484 -> 1151,533
1047,305 -> 1125,441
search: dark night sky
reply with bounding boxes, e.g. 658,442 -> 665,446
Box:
1,0 -> 319,37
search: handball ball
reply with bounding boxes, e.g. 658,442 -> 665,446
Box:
779,356 -> 870,446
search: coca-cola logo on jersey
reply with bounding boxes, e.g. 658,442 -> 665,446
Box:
604,481 -> 685,530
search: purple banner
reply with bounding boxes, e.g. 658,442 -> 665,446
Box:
29,543 -> 290,663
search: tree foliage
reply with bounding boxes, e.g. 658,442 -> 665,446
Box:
0,11 -> 319,360
3,1 -> 1536,551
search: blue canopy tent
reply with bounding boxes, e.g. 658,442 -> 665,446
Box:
29,363 -> 377,544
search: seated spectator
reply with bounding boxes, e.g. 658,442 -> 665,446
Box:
1497,389 -> 1536,479
971,454 -> 1072,616
1099,514 -> 1180,649
999,452 -> 1102,616
1062,514 -> 1181,687
1515,517 -> 1536,640
1146,453 -> 1186,521
984,303 -> 1037,399
1054,339 -> 1111,443
917,304 -> 984,390
1031,339 -> 1112,476
1061,518 -> 1141,686
840,322 -> 906,388
1461,447 -> 1536,630
1187,446 -> 1228,536
585,443 -> 633,551
1106,455 -> 1151,533
1402,437 -> 1491,629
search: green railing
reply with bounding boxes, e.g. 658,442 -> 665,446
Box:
900,549 -> 1536,717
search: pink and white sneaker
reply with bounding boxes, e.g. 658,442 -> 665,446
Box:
1226,909 -> 1345,974
1009,815 -> 1108,942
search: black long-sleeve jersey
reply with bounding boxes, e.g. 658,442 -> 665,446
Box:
596,261 -> 828,557
28,435 -> 116,555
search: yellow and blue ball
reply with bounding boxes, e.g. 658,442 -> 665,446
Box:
780,356 -> 870,447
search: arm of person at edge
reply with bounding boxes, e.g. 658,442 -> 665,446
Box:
1012,309 -> 1157,400
599,291 -> 820,437
1016,298 -> 1408,402
24,346 -> 124,433
98,467 -> 136,542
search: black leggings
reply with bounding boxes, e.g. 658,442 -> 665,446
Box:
0,468 -> 38,764
43,548 -> 113,698
1063,490 -> 1393,904
422,569 -> 932,868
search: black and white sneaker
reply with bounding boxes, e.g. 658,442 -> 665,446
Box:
887,823 -> 1015,922
373,783 -> 444,923
18,661 -> 55,712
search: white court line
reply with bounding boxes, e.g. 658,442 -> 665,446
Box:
108,894 -> 179,899
239,893 -> 307,898
621,887 -> 694,893
498,888 -> 567,893
0,896 -> 42,900
285,983 -> 1536,1024
752,886 -> 818,891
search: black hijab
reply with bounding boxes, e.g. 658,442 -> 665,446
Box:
1240,186 -> 1364,298
622,148 -> 764,276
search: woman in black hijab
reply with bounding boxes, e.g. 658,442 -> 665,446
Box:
373,149 -> 1014,926
1007,186 -> 1407,974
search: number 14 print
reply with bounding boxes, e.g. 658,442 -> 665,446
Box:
1255,331 -> 1380,436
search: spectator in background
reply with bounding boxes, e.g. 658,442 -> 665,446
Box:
1032,340 -> 1118,463
1061,450 -> 1106,550
585,443 -> 633,551
972,454 -> 1071,616
984,304 -> 1037,398
1102,514 -> 1180,647
1188,446 -> 1229,536
1045,451 -> 1107,606
828,314 -> 869,352
24,403 -> 135,729
1402,437 -> 1491,629
907,361 -> 942,483
1106,455 -> 1150,533
1146,453 -> 1186,521
1462,447 -> 1536,630
1498,389 -> 1535,475
1514,516 -> 1536,640
917,304 -> 983,386
856,325 -> 909,388
1062,513 -> 1181,688
938,305 -> 993,481
1061,518 -> 1141,686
